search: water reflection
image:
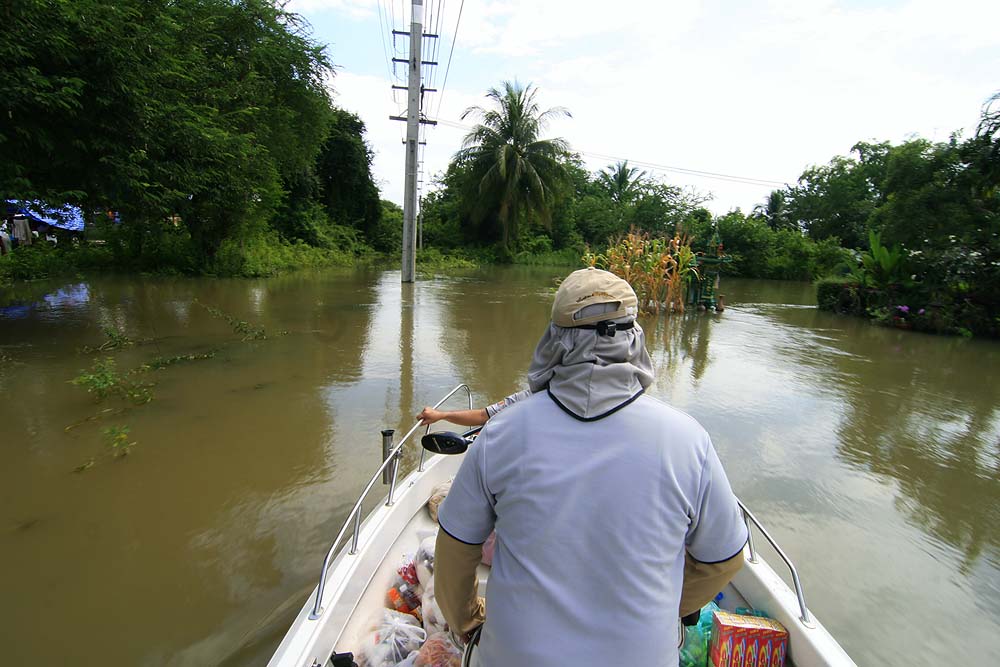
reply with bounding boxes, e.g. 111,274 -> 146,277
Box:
435,270 -> 553,402
754,294 -> 1000,570
646,310 -> 718,385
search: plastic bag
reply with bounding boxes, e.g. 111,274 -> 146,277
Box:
679,601 -> 720,667
386,574 -> 423,618
358,609 -> 428,667
415,535 -> 436,587
413,632 -> 462,667
395,651 -> 420,667
398,554 -> 420,587
427,480 -> 452,523
420,577 -> 448,636
480,531 -> 496,567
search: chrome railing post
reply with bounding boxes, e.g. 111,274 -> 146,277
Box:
418,425 -> 429,472
349,504 -> 362,555
386,449 -> 401,506
381,429 -> 394,484
743,511 -> 758,563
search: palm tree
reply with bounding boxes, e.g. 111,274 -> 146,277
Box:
456,81 -> 571,253
753,190 -> 791,231
597,160 -> 648,205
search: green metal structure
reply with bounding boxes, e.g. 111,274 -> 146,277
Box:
687,229 -> 731,311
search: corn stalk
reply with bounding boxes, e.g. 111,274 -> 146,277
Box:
584,228 -> 700,315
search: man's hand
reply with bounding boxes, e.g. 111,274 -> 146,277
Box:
418,406 -> 445,425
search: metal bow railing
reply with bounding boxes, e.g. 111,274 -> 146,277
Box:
308,384 -> 473,620
738,499 -> 812,625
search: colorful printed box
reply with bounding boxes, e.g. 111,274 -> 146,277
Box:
709,610 -> 788,667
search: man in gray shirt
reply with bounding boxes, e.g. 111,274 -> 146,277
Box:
435,267 -> 747,666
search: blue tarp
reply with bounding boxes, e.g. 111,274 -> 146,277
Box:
5,200 -> 85,231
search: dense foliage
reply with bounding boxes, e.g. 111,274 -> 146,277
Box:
0,0 -> 382,275
798,96 -> 999,337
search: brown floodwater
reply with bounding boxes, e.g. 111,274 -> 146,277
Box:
0,267 -> 997,666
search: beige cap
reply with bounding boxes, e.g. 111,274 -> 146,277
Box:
552,267 -> 638,327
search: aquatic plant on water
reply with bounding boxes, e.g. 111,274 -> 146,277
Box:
195,300 -> 268,341
71,357 -> 153,405
584,228 -> 700,315
81,326 -> 136,354
104,425 -> 136,458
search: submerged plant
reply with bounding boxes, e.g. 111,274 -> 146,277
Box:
196,301 -> 267,341
81,326 -> 137,354
136,351 -> 217,372
104,425 -> 136,458
71,358 -> 153,405
71,357 -> 122,400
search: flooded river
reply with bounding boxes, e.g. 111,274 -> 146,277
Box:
1,267 -> 998,666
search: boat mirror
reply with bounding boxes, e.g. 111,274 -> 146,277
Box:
420,431 -> 470,455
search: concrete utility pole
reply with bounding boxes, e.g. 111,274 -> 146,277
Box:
400,0 -> 423,283
390,1 -> 437,282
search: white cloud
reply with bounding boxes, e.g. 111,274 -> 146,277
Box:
287,0 -> 377,19
458,1 -> 705,57
304,0 -> 1000,213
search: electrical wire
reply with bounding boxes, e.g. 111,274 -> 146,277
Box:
433,0 -> 465,120
430,119 -> 783,188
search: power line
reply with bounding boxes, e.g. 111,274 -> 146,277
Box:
427,0 -> 446,89
376,0 -> 407,142
581,151 -> 785,187
434,0 -> 465,120
430,119 -> 784,188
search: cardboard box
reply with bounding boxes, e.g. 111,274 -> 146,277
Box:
710,610 -> 788,667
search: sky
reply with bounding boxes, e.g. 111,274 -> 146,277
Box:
289,0 -> 1000,214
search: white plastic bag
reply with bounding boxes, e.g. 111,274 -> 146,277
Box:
358,609 -> 428,667
414,632 -> 462,667
420,577 -> 448,636
395,651 -> 420,667
415,535 -> 437,587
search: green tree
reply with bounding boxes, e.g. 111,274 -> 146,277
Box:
753,190 -> 794,231
630,182 -> 708,237
1,0 -> 338,260
313,108 -> 382,240
456,81 -> 572,255
785,141 -> 890,248
597,161 -> 648,206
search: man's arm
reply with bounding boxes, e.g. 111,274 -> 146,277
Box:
433,426 -> 497,638
434,529 -> 487,636
684,438 -> 749,616
418,406 -> 489,427
679,550 -> 744,617
418,388 -> 531,427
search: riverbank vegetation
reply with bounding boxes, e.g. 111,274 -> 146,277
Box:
2,0 -> 382,281
803,109 -> 1000,337
2,2 -> 997,335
